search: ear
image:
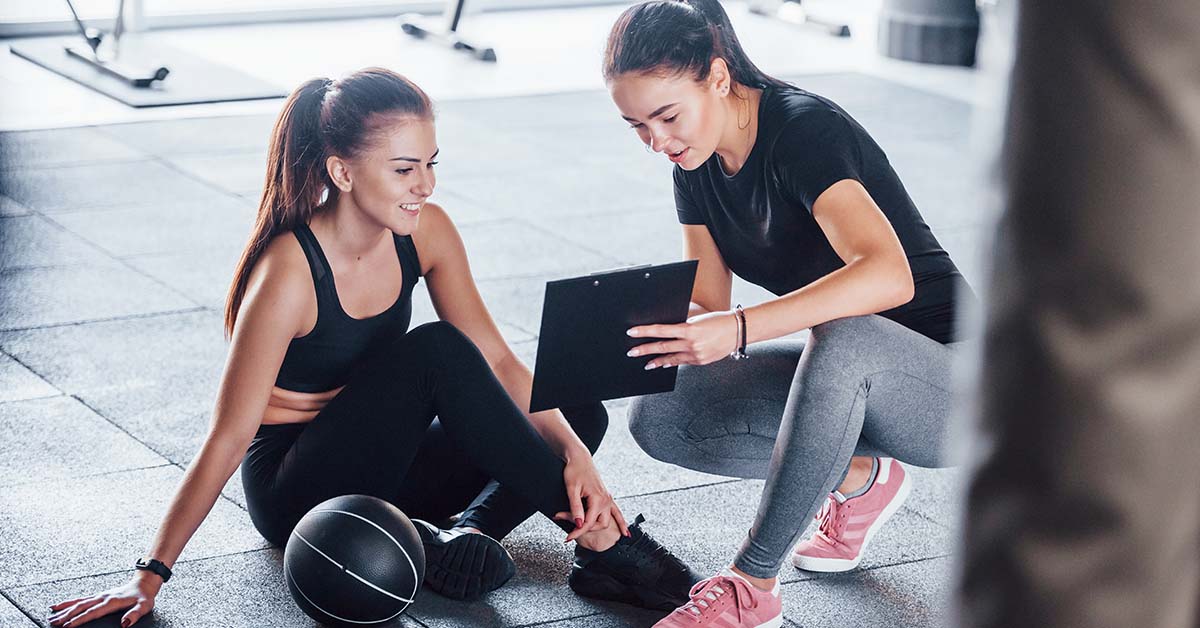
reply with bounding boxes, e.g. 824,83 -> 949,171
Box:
708,57 -> 732,97
326,155 -> 352,193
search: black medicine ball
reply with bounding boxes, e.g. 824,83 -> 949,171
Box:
284,494 -> 426,627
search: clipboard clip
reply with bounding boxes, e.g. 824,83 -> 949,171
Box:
589,264 -> 652,276
589,264 -> 654,286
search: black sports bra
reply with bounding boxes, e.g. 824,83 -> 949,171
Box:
273,223 -> 421,393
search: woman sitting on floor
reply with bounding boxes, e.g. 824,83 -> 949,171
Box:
46,67 -> 700,628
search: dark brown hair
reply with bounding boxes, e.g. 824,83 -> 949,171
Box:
602,0 -> 790,90
223,67 -> 432,336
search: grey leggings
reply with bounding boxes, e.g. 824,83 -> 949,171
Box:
628,314 -> 963,578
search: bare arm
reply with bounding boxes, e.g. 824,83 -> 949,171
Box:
682,223 -> 733,317
630,180 -> 914,367
740,179 -> 914,343
50,239 -> 309,627
416,204 -> 589,461
143,255 -> 307,571
415,204 -> 626,539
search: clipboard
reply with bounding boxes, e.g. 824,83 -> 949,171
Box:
529,260 -> 699,413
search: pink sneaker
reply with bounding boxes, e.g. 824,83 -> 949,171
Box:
791,457 -> 912,572
652,570 -> 782,628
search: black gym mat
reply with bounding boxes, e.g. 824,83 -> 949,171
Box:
9,36 -> 287,108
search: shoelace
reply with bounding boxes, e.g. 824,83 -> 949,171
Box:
814,497 -> 849,545
678,575 -> 758,623
622,514 -> 676,568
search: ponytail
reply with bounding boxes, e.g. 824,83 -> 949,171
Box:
603,0 -> 790,91
223,68 -> 432,337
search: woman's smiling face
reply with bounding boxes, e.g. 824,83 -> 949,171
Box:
337,114 -> 439,235
608,69 -> 728,171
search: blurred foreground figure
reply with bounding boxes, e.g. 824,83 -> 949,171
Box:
960,2 -> 1200,628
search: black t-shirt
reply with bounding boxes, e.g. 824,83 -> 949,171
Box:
674,85 -> 973,344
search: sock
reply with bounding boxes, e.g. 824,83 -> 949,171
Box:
721,567 -> 779,595
842,457 -> 879,499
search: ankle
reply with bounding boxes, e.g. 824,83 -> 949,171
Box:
728,565 -> 776,593
576,524 -> 621,553
836,456 -> 876,495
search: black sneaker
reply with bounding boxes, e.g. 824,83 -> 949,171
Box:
412,519 -> 517,601
568,514 -> 703,611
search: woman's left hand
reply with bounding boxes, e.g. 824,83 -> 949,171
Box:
556,453 -> 629,543
626,310 -> 739,369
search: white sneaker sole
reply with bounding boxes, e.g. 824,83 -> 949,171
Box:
753,614 -> 784,628
791,465 -> 913,573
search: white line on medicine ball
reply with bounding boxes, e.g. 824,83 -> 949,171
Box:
286,560 -> 408,625
292,530 -> 416,604
311,507 -> 421,599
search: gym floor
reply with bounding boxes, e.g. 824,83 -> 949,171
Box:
0,2 -> 1002,626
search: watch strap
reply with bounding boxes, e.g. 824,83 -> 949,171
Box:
135,557 -> 172,583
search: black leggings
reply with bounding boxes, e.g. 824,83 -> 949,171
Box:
241,321 -> 608,547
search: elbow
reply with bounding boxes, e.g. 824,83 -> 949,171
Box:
893,275 -> 915,309
883,256 -> 915,310
206,430 -> 254,467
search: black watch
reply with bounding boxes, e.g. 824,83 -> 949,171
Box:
135,557 -> 172,583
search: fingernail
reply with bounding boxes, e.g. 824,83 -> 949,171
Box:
575,518 -> 584,528
626,329 -> 637,336
626,349 -> 637,357
644,363 -> 657,370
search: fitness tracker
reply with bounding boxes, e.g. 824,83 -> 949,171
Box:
134,557 -> 173,583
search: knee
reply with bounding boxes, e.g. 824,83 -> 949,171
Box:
407,320 -> 470,347
401,321 -> 481,362
561,402 -> 609,452
627,394 -> 682,462
805,316 -> 882,367
810,315 -> 876,344
369,322 -> 487,380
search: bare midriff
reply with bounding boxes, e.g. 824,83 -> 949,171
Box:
261,385 -> 345,425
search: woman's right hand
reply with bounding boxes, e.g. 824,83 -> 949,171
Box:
47,571 -> 162,628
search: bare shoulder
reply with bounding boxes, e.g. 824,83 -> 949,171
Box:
239,231 -> 317,332
414,201 -> 456,241
410,202 -> 462,275
254,232 -> 312,290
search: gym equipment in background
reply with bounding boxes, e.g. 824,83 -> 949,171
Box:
9,1 -> 288,107
60,0 -> 168,88
878,0 -> 980,66
399,0 -> 497,62
747,0 -> 852,38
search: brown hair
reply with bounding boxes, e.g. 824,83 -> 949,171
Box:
223,67 -> 432,336
602,0 -> 790,90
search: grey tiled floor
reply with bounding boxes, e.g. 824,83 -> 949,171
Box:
0,72 -> 987,627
